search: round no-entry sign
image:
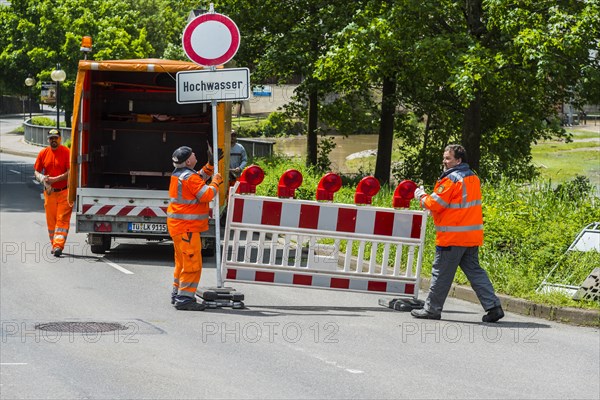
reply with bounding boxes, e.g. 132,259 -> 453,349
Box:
182,13 -> 240,67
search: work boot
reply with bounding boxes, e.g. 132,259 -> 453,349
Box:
482,305 -> 505,323
175,300 -> 206,311
410,308 -> 441,320
170,288 -> 177,305
53,248 -> 62,257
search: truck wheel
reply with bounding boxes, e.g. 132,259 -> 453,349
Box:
90,234 -> 112,254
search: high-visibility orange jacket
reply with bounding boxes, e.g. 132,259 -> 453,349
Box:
419,163 -> 483,247
167,164 -> 219,237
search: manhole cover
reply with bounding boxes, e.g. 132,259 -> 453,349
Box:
35,322 -> 129,333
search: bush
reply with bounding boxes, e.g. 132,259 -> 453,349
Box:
316,136 -> 336,173
31,116 -> 64,127
261,111 -> 299,137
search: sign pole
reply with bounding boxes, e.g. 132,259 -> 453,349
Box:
211,95 -> 223,288
210,63 -> 222,286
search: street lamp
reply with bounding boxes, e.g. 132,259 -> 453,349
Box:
50,63 -> 66,130
24,75 -> 36,121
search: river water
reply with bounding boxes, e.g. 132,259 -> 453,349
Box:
272,134 -> 380,173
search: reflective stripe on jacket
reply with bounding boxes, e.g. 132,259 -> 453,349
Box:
167,166 -> 218,236
420,163 -> 483,247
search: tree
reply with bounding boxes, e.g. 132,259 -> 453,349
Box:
0,0 -> 195,125
317,0 -> 600,183
221,0 -> 364,168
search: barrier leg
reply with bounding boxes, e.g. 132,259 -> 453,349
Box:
379,297 -> 424,311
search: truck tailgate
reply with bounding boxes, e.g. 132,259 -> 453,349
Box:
76,187 -> 170,235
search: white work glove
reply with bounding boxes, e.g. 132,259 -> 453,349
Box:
34,171 -> 46,183
414,186 -> 426,199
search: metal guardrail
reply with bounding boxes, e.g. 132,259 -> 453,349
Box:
23,121 -> 271,156
23,120 -> 71,146
237,138 -> 275,158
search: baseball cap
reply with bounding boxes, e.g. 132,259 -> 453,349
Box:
172,146 -> 193,163
48,129 -> 60,138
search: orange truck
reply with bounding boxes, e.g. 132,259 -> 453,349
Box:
67,58 -> 230,254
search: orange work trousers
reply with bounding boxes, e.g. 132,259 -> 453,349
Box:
43,189 -> 73,251
172,232 -> 203,300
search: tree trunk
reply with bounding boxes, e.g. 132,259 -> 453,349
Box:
374,76 -> 396,185
462,0 -> 484,172
462,93 -> 482,172
65,110 -> 72,128
306,88 -> 318,167
420,114 -> 431,183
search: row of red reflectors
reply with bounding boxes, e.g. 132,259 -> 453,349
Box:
237,165 -> 417,207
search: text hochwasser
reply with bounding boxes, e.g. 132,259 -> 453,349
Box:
182,80 -> 245,92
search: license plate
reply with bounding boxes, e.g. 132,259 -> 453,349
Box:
127,222 -> 167,233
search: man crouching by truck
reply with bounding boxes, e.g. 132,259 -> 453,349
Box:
167,146 -> 223,311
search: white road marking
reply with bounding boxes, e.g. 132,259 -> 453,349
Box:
8,170 -> 21,174
103,258 -> 134,274
0,363 -> 28,365
292,346 -> 365,374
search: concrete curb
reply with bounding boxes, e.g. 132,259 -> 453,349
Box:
0,147 -> 38,158
420,278 -> 600,327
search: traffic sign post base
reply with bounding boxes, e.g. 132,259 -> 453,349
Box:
379,297 -> 424,312
197,287 -> 245,309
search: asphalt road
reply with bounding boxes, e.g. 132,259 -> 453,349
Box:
1,152 -> 599,399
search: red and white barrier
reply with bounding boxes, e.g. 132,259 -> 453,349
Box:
220,184 -> 428,299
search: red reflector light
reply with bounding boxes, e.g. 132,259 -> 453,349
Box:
354,176 -> 380,205
243,165 -> 265,186
94,222 -> 112,232
393,180 -> 418,208
237,165 -> 265,194
316,173 -> 342,201
278,169 -> 303,198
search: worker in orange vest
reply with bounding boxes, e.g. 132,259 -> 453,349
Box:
167,146 -> 223,311
34,128 -> 72,257
411,144 -> 504,323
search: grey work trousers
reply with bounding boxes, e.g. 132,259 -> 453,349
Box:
424,246 -> 500,314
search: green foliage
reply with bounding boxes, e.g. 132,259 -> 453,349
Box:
316,136 -> 336,173
31,116 -> 61,127
318,95 -> 380,135
314,0 -> 598,181
220,0 -> 365,167
236,123 -> 264,138
261,111 -> 299,137
543,251 -> 600,292
0,0 -> 197,125
554,175 -> 594,201
479,177 -> 599,307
